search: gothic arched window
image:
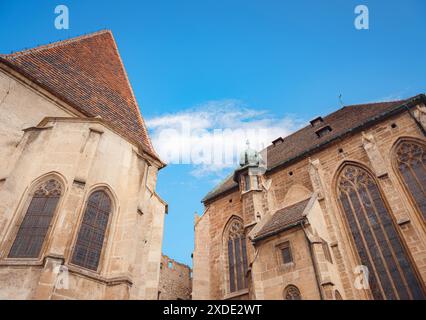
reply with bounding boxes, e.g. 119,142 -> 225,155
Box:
337,164 -> 425,300
334,290 -> 343,300
225,218 -> 248,293
284,285 -> 301,300
395,141 -> 426,221
71,190 -> 112,271
8,179 -> 62,258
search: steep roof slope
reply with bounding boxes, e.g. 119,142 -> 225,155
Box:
265,99 -> 406,169
0,30 -> 159,161
203,95 -> 424,202
252,198 -> 311,242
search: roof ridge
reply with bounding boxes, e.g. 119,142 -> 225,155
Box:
201,171 -> 237,201
253,197 -> 311,242
268,97 -> 411,149
344,98 -> 407,108
203,94 -> 424,203
107,31 -> 157,155
4,29 -> 111,58
1,29 -> 162,163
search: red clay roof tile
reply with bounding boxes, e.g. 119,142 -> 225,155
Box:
202,95 -> 425,202
1,30 -> 160,162
253,198 -> 310,241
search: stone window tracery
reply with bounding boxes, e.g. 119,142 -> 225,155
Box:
225,218 -> 248,293
284,285 -> 301,300
71,190 -> 112,271
8,179 -> 62,258
337,164 -> 425,300
395,141 -> 426,221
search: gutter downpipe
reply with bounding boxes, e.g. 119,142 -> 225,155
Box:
301,220 -> 324,300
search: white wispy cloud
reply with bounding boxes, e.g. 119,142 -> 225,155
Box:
146,100 -> 304,179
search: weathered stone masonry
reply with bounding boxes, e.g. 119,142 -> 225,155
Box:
193,95 -> 426,300
158,255 -> 192,300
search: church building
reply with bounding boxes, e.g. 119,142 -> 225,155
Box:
0,30 -> 167,299
193,95 -> 426,300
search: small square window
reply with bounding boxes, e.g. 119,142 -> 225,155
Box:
280,243 -> 293,264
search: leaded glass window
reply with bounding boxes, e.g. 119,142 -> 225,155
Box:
226,219 -> 248,293
395,141 -> 426,221
71,190 -> 112,271
8,179 -> 62,258
337,165 -> 425,300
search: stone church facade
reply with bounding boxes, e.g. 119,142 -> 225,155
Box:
193,95 -> 426,300
0,31 -> 167,299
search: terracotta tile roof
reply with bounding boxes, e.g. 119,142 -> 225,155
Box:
202,95 -> 425,203
0,30 -> 160,162
253,198 -> 310,242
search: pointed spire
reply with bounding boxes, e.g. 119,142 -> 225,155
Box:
240,139 -> 259,167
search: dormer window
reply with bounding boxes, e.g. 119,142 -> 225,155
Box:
272,137 -> 284,146
315,125 -> 332,138
310,116 -> 324,127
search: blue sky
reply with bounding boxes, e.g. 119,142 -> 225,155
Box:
1,0 -> 425,266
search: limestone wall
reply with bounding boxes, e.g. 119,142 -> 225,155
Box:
0,63 -> 166,300
251,228 -> 320,300
195,190 -> 244,299
192,211 -> 210,299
